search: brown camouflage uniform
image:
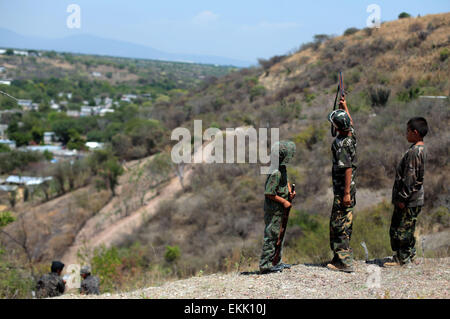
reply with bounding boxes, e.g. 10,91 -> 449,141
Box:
36,272 -> 65,298
330,127 -> 357,267
390,144 -> 426,264
259,141 -> 295,272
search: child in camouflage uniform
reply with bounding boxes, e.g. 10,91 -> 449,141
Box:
80,265 -> 100,295
385,117 -> 428,267
259,140 -> 296,274
326,96 -> 356,273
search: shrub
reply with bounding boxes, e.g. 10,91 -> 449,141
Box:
368,85 -> 391,106
293,124 -> 326,150
0,253 -> 34,298
257,55 -> 285,70
398,12 -> 411,19
408,22 -> 423,33
249,85 -> 266,102
90,246 -> 122,292
397,86 -> 422,102
164,245 -> 181,263
344,27 -> 359,36
440,48 -> 449,62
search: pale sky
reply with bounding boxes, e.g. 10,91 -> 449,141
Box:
0,0 -> 449,63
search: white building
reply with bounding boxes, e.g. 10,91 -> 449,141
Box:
0,139 -> 16,149
0,124 -> 8,139
50,103 -> 60,111
66,110 -> 80,117
85,142 -> 104,151
0,79 -> 11,85
121,94 -> 137,102
100,108 -> 115,117
43,132 -> 56,145
17,99 -> 32,109
13,50 -> 28,56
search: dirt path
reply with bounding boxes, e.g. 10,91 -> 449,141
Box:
62,163 -> 193,265
62,134 -> 219,265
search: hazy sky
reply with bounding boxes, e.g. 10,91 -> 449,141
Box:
1,0 -> 449,63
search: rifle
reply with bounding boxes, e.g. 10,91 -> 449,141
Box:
272,183 -> 295,266
330,71 -> 344,137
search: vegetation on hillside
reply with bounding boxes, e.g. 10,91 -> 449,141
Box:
0,12 -> 449,297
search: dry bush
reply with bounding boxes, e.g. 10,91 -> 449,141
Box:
368,85 -> 391,106
409,22 -> 424,33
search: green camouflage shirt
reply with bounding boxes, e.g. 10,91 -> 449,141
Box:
263,140 -> 295,213
392,144 -> 426,207
331,127 -> 357,196
264,165 -> 289,214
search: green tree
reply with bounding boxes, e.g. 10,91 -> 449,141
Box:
398,12 -> 411,19
164,245 -> 181,263
66,129 -> 86,150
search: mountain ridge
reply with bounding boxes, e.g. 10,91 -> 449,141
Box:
0,27 -> 253,67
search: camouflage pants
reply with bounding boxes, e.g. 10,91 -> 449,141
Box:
259,210 -> 284,271
329,195 -> 355,267
389,205 -> 421,264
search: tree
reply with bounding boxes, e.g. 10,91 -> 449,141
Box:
89,149 -> 124,196
344,27 -> 359,36
66,129 -> 86,150
100,159 -> 124,196
398,12 -> 411,19
0,211 -> 36,280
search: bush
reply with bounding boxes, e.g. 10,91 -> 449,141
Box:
369,85 -> 391,106
397,86 -> 422,102
90,246 -> 122,292
164,245 -> 181,263
408,22 -> 423,33
258,55 -> 285,71
0,252 -> 34,298
344,27 -> 359,36
0,150 -> 44,174
249,85 -> 266,102
293,124 -> 326,150
398,12 -> 411,19
440,48 -> 449,62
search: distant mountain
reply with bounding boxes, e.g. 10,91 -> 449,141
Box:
0,28 -> 252,67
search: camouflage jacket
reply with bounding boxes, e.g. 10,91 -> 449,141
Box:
264,140 -> 295,214
264,165 -> 289,214
36,272 -> 65,298
80,275 -> 100,295
331,127 -> 357,196
392,144 -> 426,207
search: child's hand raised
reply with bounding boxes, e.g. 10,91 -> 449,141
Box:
289,190 -> 296,201
339,96 -> 347,109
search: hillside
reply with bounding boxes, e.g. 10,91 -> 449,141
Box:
1,12 -> 449,298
